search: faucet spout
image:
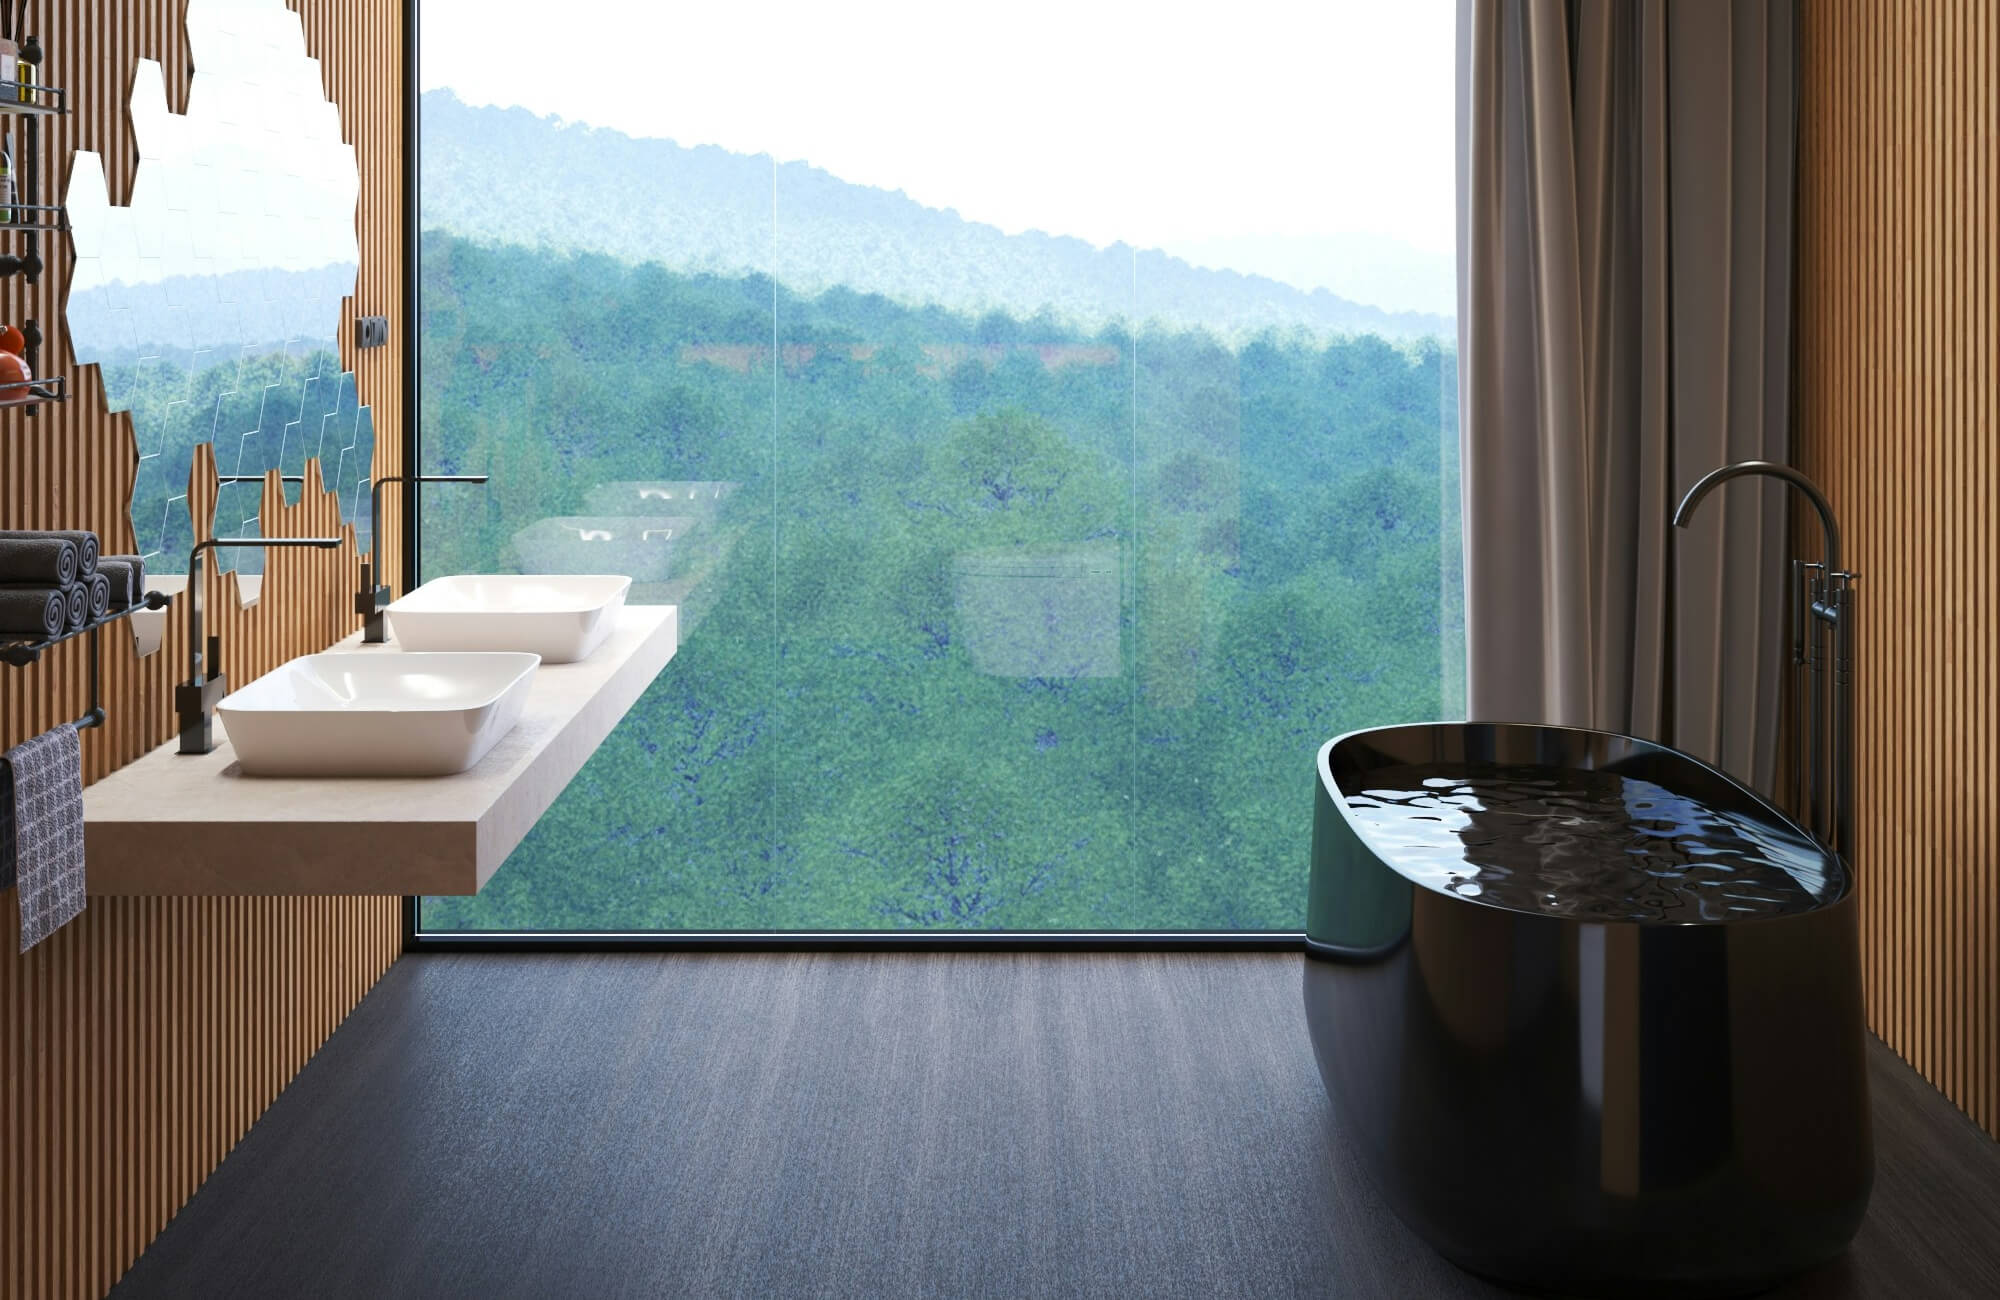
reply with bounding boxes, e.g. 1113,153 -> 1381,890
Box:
1672,458 -> 1854,866
359,474 -> 490,642
1673,459 -> 1840,577
178,535 -> 341,754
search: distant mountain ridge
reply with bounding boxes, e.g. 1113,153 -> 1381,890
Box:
66,264 -> 354,360
419,90 -> 1452,341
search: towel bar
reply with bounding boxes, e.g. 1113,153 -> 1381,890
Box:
0,593 -> 170,888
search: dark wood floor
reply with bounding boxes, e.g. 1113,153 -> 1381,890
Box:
111,953 -> 2000,1299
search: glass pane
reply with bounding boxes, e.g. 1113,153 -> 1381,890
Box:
770,164 -> 1139,929
416,168 -> 777,933
417,0 -> 1460,934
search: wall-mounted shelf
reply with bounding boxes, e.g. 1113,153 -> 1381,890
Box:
0,372 -> 64,406
1,200 -> 64,233
0,80 -> 64,116
2,39 -> 61,435
0,590 -> 172,668
0,75 -> 61,291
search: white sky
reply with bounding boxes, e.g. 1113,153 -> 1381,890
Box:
421,0 -> 1456,308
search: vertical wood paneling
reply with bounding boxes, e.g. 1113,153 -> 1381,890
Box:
1797,0 -> 2000,1139
1,3 -> 405,1296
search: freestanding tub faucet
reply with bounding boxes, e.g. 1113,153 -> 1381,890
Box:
1674,460 -> 1855,863
356,474 -> 489,642
177,535 -> 341,755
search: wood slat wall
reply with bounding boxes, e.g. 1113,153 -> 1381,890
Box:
1,3 -> 406,1296
1797,0 -> 2000,1138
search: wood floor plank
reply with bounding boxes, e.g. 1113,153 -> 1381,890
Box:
108,954 -> 2000,1299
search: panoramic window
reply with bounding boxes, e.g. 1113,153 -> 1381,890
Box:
415,0 -> 1462,935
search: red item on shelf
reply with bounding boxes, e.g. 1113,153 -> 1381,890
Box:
0,348 -> 33,402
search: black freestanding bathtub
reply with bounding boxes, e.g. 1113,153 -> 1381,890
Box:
1304,722 -> 1871,1297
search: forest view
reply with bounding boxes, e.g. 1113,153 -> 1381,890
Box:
415,42 -> 1461,931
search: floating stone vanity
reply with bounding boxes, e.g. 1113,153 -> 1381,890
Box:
80,606 -> 676,896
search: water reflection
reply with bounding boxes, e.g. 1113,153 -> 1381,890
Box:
1343,762 -> 1834,922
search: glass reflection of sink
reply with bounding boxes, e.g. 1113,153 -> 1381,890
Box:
217,652 -> 540,777
511,516 -> 694,582
385,574 -> 631,663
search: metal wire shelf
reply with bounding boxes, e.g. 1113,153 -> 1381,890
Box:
0,372 -> 64,406
0,590 -> 172,669
0,200 -> 65,233
0,79 -> 65,116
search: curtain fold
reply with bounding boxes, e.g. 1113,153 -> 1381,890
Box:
1455,0 -> 1795,793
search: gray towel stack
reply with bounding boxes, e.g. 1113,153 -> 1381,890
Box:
4,723 -> 86,952
0,531 -> 106,637
0,533 -> 79,585
0,529 -> 98,579
0,587 -> 65,637
96,555 -> 146,611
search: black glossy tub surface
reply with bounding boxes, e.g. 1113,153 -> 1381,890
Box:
1304,722 -> 1871,1297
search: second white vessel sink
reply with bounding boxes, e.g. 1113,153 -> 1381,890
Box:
217,652 -> 541,777
386,574 -> 631,663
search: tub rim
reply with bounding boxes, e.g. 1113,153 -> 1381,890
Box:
1315,719 -> 1853,928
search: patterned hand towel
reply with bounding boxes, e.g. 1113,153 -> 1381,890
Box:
0,586 -> 66,637
96,556 -> 145,610
5,723 -> 85,953
0,762 -> 10,892
0,530 -> 97,578
0,535 -> 78,586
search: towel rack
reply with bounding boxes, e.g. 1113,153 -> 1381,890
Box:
0,590 -> 173,718
0,592 -> 172,887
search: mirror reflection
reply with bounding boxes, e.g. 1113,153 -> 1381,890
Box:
63,0 -> 367,584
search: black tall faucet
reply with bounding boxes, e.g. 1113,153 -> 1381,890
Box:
176,535 -> 341,755
356,474 -> 489,642
1673,460 -> 1855,864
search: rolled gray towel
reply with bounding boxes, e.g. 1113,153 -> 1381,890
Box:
0,586 -> 67,638
0,535 -> 78,586
62,583 -> 85,631
97,556 -> 144,610
0,529 -> 97,578
85,572 -> 111,622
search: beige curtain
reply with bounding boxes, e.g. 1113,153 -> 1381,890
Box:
1455,0 -> 1795,792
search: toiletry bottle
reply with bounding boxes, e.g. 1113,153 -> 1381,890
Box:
16,35 -> 37,106
0,37 -> 17,94
0,140 -> 14,225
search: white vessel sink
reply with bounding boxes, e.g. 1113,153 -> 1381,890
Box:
386,574 -> 631,664
217,652 -> 540,777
